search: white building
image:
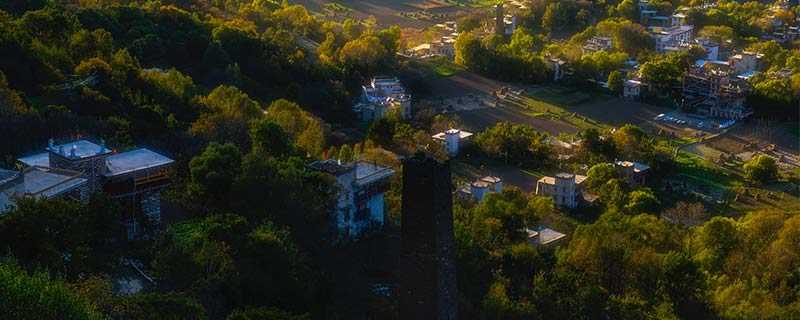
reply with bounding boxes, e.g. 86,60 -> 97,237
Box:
460,176 -> 503,202
308,160 -> 394,240
432,128 -> 473,156
623,79 -> 643,100
652,25 -> 694,52
535,173 -> 587,208
671,13 -> 688,26
547,58 -> 566,81
354,77 -> 412,121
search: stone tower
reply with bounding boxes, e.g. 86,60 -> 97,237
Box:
494,3 -> 504,35
400,153 -> 457,320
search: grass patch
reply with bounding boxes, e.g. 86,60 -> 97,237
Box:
418,56 -> 464,77
674,151 -> 736,190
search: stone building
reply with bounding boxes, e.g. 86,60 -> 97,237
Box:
400,154 -> 457,320
308,159 -> 394,240
535,173 -> 587,208
16,139 -> 174,238
614,161 -> 650,187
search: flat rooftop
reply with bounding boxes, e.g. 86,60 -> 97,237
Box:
47,139 -> 112,160
0,169 -> 20,186
17,152 -> 50,167
527,226 -> 567,246
0,167 -> 87,212
104,149 -> 174,177
355,161 -> 394,186
432,129 -> 473,140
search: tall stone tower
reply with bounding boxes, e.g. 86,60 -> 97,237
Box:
494,3 -> 504,35
399,153 -> 457,320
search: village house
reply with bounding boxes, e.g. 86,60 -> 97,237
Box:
353,77 -> 412,122
651,25 -> 694,52
15,139 -> 174,237
432,128 -> 473,156
308,159 -> 394,240
623,79 -> 644,100
459,176 -> 503,202
614,161 -> 651,187
526,226 -> 567,246
535,173 -> 588,209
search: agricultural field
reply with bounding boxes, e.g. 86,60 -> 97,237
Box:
291,0 -> 483,28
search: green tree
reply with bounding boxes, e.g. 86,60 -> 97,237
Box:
0,196 -> 124,277
191,85 -> 263,149
743,155 -> 778,184
227,307 -> 309,320
697,26 -> 736,46
265,99 -> 325,157
189,142 -> 243,206
586,163 -> 618,191
250,119 -> 294,158
608,70 -> 624,95
0,262 -> 104,320
455,31 -> 485,69
624,189 -> 660,214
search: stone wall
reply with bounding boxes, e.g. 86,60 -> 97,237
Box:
399,154 -> 457,320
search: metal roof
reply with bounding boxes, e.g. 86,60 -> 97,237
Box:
0,167 -> 87,212
17,152 -> 50,167
104,148 -> 174,177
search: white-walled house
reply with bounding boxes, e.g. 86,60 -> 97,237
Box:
535,173 -> 587,208
432,129 -> 473,156
308,159 -> 395,240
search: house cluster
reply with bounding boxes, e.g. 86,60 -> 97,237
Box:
582,36 -> 613,54
409,21 -> 458,59
765,0 -> 800,43
353,77 -> 412,122
682,52 -> 762,119
2,139 -> 174,237
534,161 -> 650,209
308,159 -> 395,240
